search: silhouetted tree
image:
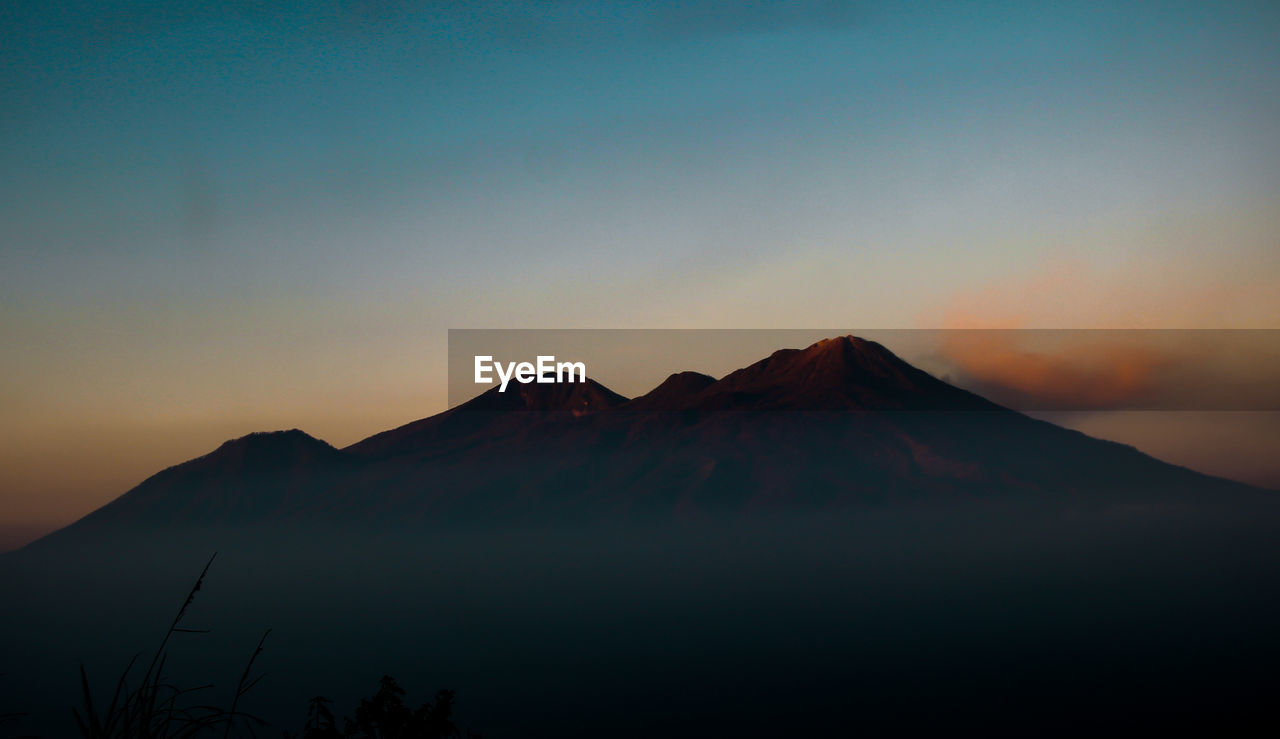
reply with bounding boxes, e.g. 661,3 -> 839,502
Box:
285,676 -> 473,739
342,676 -> 461,739
298,697 -> 341,739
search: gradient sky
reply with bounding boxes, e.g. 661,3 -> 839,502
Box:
2,1 -> 1279,544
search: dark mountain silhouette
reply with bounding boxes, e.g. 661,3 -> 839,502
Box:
70,430 -> 351,526
25,336 -> 1273,549
624,371 -> 716,411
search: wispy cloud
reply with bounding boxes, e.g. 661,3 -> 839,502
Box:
940,332 -> 1180,411
927,259 -> 1280,410
931,329 -> 1280,412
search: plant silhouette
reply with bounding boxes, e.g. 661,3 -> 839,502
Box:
46,556 -> 475,738
72,553 -> 269,738
290,675 -> 474,739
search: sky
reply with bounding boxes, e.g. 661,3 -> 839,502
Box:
2,1 -> 1279,546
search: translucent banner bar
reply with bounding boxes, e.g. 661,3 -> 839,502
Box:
447,329 -> 1280,412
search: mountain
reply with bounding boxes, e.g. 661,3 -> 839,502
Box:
676,336 -> 997,411
24,336 -> 1273,549
70,429 -> 352,526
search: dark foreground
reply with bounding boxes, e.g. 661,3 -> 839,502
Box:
3,501 -> 1279,737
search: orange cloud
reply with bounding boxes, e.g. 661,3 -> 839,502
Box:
925,256 -> 1280,409
940,331 -> 1180,410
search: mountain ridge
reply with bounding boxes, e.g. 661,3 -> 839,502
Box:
18,336 -> 1275,552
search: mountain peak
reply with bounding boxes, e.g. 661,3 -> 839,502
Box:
693,335 -> 992,411
625,371 -> 718,411
200,429 -> 338,469
344,377 -> 630,459
459,376 -> 628,414
799,334 -> 896,363
806,334 -> 882,353
794,335 -> 911,380
809,334 -> 865,348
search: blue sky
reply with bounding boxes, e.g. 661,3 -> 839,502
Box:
5,2 -> 1277,301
